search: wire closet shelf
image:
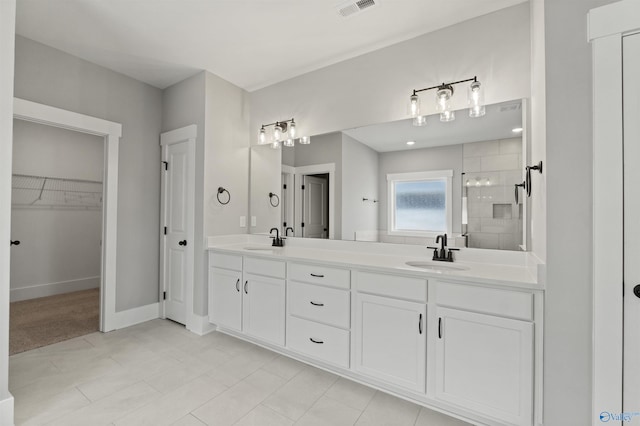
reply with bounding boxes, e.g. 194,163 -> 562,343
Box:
11,174 -> 103,209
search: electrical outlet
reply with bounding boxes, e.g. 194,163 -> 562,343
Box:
251,216 -> 257,227
240,216 -> 247,227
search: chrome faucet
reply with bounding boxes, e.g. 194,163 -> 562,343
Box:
427,234 -> 459,262
270,227 -> 284,247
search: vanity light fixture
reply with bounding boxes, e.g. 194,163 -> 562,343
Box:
409,76 -> 485,124
258,118 -> 310,149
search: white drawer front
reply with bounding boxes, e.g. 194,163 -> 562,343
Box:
434,281 -> 533,321
244,256 -> 286,279
288,282 -> 350,329
288,262 -> 350,289
209,252 -> 242,271
287,316 -> 350,368
356,271 -> 427,302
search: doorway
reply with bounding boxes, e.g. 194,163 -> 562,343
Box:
292,163 -> 336,239
9,120 -> 104,354
301,173 -> 329,239
12,98 -> 122,332
160,125 -> 196,328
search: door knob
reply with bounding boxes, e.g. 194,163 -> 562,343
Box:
178,240 -> 187,246
633,284 -> 640,299
10,240 -> 20,246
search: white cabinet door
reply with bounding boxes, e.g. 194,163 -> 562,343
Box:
242,273 -> 286,346
354,293 -> 426,393
209,267 -> 242,331
435,307 -> 533,426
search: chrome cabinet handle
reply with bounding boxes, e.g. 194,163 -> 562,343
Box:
310,301 -> 324,307
309,338 -> 324,344
244,280 -> 248,294
235,279 -> 240,292
310,273 -> 324,278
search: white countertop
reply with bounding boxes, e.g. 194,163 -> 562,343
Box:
207,235 -> 544,291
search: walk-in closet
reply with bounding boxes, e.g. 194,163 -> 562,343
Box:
9,118 -> 103,354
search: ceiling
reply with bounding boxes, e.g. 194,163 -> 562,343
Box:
15,0 -> 526,92
342,100 -> 523,152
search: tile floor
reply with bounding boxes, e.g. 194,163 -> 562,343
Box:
9,319 -> 471,426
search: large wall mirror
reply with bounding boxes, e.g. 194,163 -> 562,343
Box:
250,99 -> 528,251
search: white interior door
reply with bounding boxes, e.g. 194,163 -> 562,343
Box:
624,31 -> 640,409
161,128 -> 195,326
302,175 -> 328,239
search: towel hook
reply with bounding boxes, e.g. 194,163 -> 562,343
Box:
217,187 -> 231,205
268,192 -> 280,207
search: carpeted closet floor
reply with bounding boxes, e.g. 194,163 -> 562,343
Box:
9,288 -> 99,355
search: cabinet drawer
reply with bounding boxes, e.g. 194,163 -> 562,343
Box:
434,281 -> 533,321
209,252 -> 242,271
288,282 -> 350,329
244,256 -> 286,279
356,271 -> 427,302
288,262 -> 350,289
287,316 -> 350,368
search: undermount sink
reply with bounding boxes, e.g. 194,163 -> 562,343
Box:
243,246 -> 280,252
405,261 -> 470,272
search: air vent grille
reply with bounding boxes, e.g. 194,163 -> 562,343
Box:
337,0 -> 379,18
338,3 -> 360,17
356,0 -> 376,10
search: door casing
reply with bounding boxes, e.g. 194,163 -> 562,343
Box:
160,125 -> 196,329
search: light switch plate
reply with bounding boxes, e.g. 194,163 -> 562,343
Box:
240,216 -> 246,227
251,216 -> 257,227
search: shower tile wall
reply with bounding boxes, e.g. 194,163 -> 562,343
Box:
463,138 -> 523,250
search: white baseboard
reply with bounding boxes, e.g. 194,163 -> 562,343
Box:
10,276 -> 99,302
0,393 -> 14,426
187,314 -> 216,336
111,303 -> 160,330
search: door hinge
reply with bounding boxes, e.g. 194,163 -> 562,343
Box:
163,291 -> 166,300
163,226 -> 167,235
162,161 -> 168,171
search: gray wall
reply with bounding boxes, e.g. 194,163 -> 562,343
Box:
543,0 -> 617,424
341,134 -> 378,241
11,120 -> 103,300
14,36 -> 163,312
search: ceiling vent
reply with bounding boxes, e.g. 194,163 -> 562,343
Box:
337,0 -> 379,18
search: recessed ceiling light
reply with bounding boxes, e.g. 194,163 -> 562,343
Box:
406,141 -> 415,146
512,127 -> 523,133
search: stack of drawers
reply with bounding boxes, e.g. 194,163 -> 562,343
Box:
286,262 -> 351,368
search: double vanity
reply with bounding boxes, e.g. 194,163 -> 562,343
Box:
207,235 -> 544,426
